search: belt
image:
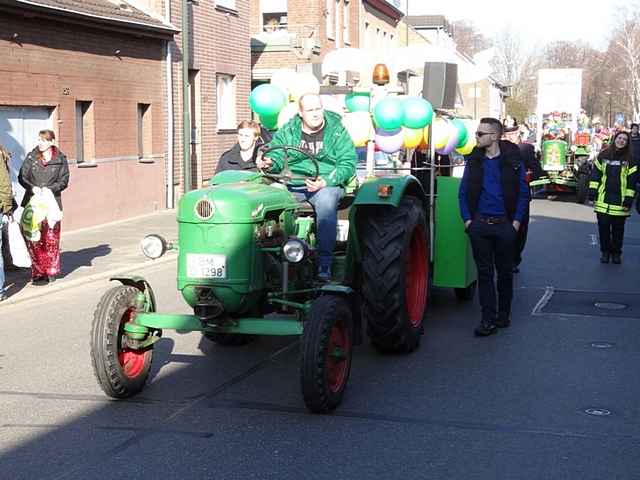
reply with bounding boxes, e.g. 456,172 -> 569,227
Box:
474,215 -> 509,224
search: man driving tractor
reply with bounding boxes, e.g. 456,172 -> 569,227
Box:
257,93 -> 357,281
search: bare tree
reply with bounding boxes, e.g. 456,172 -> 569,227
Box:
491,26 -> 524,87
452,20 -> 491,58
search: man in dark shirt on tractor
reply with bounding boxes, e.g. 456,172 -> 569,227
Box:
257,93 -> 357,281
459,118 -> 529,337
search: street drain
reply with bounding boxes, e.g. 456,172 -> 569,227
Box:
594,302 -> 627,310
590,342 -> 615,349
584,408 -> 611,417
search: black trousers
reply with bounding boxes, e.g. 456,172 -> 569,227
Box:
468,221 -> 516,324
514,206 -> 530,267
597,213 -> 626,254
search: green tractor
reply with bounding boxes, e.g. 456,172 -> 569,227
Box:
90,144 -> 476,413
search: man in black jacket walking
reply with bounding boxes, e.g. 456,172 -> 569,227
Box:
459,118 -> 529,336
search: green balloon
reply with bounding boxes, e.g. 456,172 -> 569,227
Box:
345,92 -> 371,112
402,97 -> 434,129
373,98 -> 404,131
451,118 -> 469,148
249,84 -> 287,117
259,113 -> 278,130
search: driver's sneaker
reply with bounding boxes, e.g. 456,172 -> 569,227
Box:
317,265 -> 331,282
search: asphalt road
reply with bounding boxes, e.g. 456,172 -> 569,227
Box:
2,197 -> 640,479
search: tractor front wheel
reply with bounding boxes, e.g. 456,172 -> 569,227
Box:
90,286 -> 153,398
576,172 -> 589,204
360,196 -> 428,353
301,295 -> 353,413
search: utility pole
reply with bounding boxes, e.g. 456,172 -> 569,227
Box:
182,0 -> 192,193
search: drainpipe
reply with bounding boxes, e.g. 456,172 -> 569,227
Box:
182,0 -> 192,193
165,0 -> 174,208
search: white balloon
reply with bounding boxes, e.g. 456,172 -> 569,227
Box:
270,69 -> 297,100
320,95 -> 345,116
290,72 -> 320,101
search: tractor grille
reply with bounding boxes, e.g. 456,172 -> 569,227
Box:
195,198 -> 214,220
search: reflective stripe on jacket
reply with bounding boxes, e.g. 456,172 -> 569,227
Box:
589,157 -> 638,216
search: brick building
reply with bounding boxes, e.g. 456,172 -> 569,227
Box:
250,0 -> 400,85
0,0 -> 176,231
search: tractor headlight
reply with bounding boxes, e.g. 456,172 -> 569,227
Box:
141,234 -> 168,260
282,238 -> 308,263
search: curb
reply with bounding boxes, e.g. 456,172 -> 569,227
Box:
1,253 -> 177,308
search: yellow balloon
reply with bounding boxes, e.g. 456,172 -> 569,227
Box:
456,136 -> 476,155
343,111 -> 373,147
417,127 -> 430,151
403,127 -> 424,149
433,117 -> 450,149
277,102 -> 299,129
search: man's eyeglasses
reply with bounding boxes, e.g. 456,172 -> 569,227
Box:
475,131 -> 495,137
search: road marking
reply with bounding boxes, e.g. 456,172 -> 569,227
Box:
532,286 -> 554,315
590,234 -> 598,246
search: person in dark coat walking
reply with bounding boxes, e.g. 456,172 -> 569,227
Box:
215,120 -> 265,174
18,129 -> 69,285
459,118 -> 529,337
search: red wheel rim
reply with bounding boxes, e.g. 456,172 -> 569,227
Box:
118,307 -> 148,379
405,226 -> 428,327
326,320 -> 350,393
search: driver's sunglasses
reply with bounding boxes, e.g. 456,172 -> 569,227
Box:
475,131 -> 495,137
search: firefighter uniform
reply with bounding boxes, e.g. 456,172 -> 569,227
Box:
589,154 -> 638,263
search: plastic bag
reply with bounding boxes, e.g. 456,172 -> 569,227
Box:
8,215 -> 31,268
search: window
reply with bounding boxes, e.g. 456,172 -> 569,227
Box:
75,100 -> 94,164
137,103 -> 152,159
325,0 -> 333,39
216,0 -> 236,10
261,0 -> 287,32
217,74 -> 236,130
343,0 -> 349,44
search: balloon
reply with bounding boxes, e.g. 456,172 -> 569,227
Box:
259,113 -> 278,130
432,117 -> 450,149
402,127 -> 424,149
290,72 -> 320,102
402,97 -> 434,129
321,95 -> 344,115
375,127 -> 404,154
343,112 -> 373,147
417,127 -> 430,151
270,69 -> 297,100
373,98 -> 404,130
440,125 -> 460,155
249,84 -> 287,117
451,118 -> 469,148
277,102 -> 299,129
345,92 -> 371,112
456,135 -> 476,155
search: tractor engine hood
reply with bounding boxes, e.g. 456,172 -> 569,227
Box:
178,181 -> 298,224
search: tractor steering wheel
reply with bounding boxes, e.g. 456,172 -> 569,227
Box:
257,145 -> 320,184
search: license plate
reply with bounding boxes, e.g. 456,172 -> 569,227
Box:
186,254 -> 226,279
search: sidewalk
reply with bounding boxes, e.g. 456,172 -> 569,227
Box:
2,209 -> 178,306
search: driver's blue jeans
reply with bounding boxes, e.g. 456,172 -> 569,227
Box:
289,186 -> 344,271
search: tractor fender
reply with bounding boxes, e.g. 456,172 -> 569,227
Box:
319,285 -> 362,346
352,175 -> 426,209
110,276 -> 157,313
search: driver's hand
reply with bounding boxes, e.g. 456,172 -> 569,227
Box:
305,177 -> 326,192
256,156 -> 273,170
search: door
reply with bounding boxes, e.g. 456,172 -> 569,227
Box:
0,107 -> 53,204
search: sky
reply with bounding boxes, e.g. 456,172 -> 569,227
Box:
404,0 -> 625,51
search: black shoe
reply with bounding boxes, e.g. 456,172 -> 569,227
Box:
513,265 -> 520,273
474,322 -> 498,337
600,253 -> 610,264
48,276 -> 56,283
612,254 -> 621,264
31,277 -> 48,286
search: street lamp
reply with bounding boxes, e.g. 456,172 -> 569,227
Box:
605,90 -> 612,128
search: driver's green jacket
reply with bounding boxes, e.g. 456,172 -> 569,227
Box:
265,110 -> 357,187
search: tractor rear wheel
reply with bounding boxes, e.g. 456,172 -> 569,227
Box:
360,196 -> 428,353
203,332 -> 256,346
90,285 -> 153,398
301,295 -> 353,413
